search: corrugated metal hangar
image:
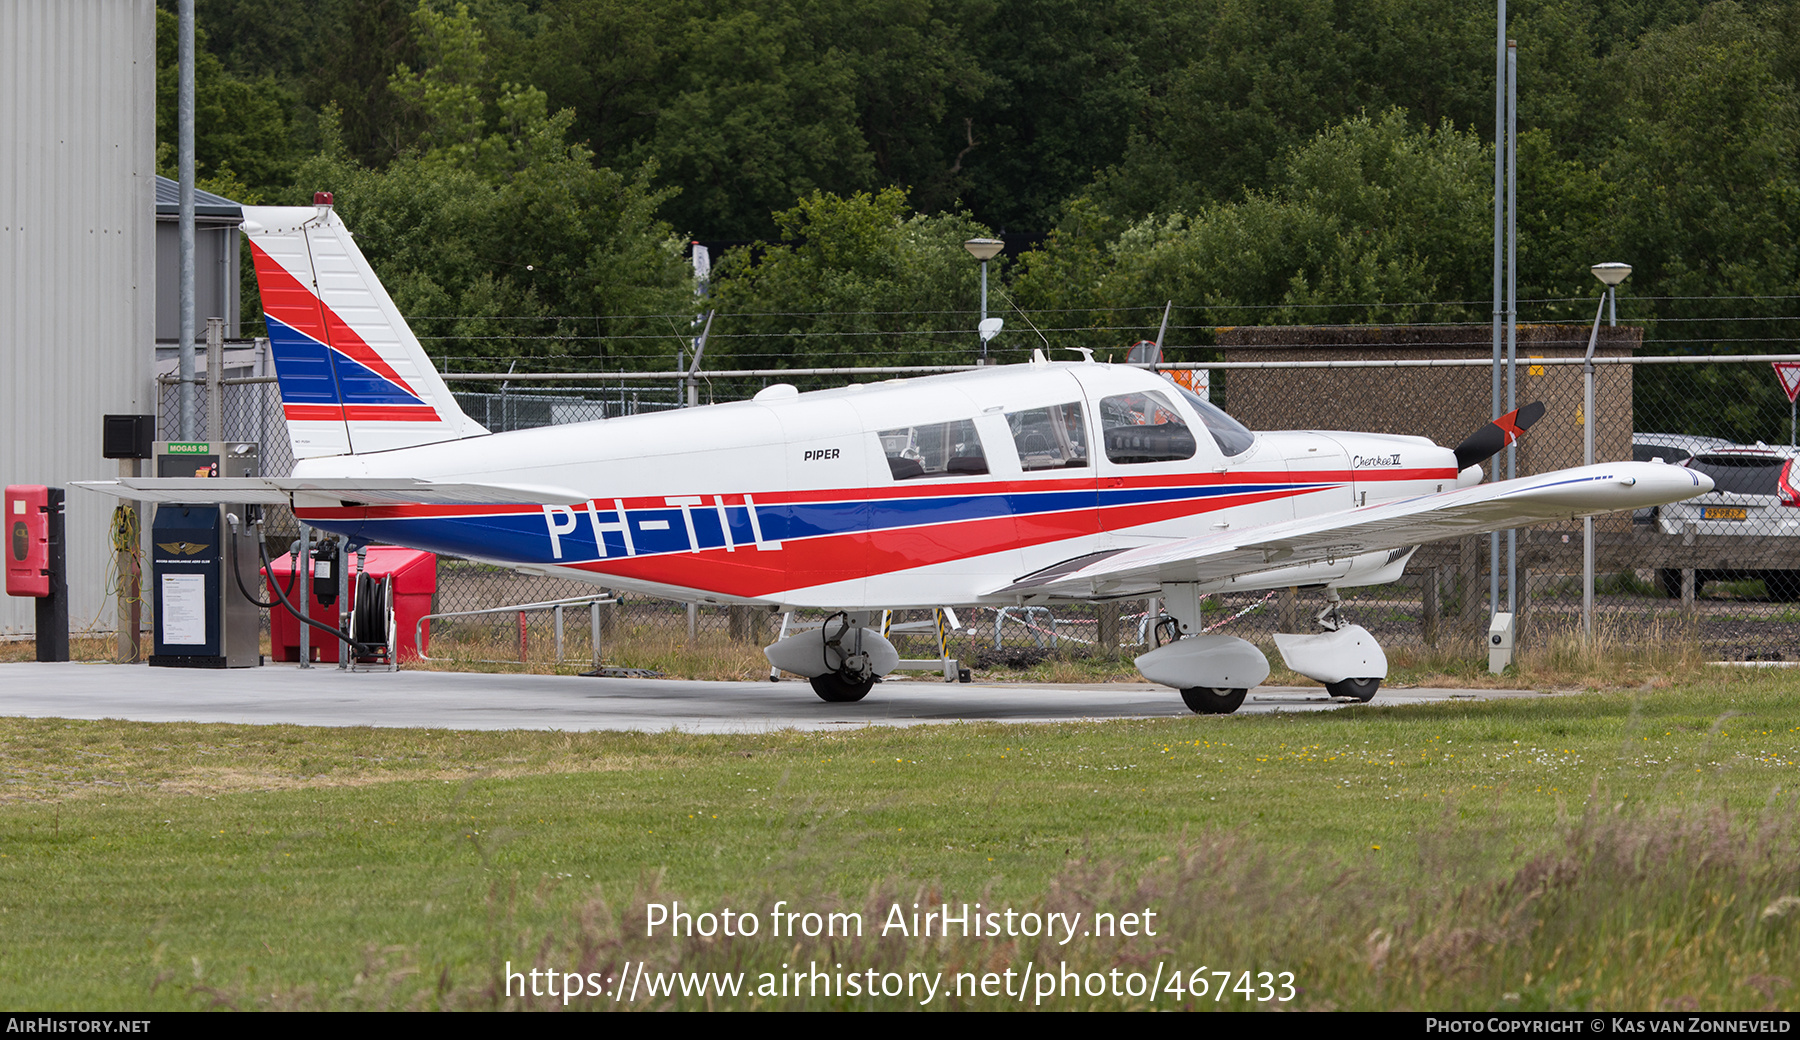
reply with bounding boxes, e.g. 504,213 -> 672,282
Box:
1,0 -> 156,638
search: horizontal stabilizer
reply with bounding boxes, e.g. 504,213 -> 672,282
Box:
73,477 -> 588,507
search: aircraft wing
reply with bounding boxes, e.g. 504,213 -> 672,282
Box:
996,461 -> 1713,598
72,477 -> 590,507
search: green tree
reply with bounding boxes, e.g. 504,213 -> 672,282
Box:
707,188 -> 1002,370
1013,111 -> 1493,348
272,1 -> 695,373
155,7 -> 299,202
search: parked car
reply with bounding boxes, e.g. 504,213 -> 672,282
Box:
1631,432 -> 1736,465
1630,434 -> 1736,528
1653,443 -> 1800,599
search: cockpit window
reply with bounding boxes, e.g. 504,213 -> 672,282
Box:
1006,402 -> 1089,470
1099,391 -> 1197,464
879,419 -> 988,479
1175,385 -> 1255,457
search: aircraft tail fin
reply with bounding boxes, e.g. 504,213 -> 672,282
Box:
241,198 -> 487,459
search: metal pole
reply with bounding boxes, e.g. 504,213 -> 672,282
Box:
205,316 -> 223,443
1582,295 -> 1605,641
1490,0 -> 1507,621
338,541 -> 351,670
178,0 -> 197,440
1505,38 -> 1519,616
255,338 -> 268,458
591,601 -> 603,671
686,310 -> 713,408
298,524 -> 311,668
979,259 -> 989,363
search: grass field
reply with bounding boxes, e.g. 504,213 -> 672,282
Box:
4,663 -> 1800,1010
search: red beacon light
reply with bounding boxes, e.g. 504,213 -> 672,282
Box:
313,191 -> 334,206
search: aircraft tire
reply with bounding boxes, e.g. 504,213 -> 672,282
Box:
810,674 -> 875,703
1179,687 -> 1247,715
1325,677 -> 1380,702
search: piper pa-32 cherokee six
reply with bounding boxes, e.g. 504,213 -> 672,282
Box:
80,198 -> 1713,713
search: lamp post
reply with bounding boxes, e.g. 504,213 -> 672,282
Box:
1582,261 -> 1632,640
964,238 -> 1003,363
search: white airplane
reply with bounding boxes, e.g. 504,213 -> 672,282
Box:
80,198 -> 1713,712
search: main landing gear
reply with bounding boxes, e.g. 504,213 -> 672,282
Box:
1324,677 -> 1380,702
1272,590 -> 1386,703
809,672 -> 875,703
1179,686 -> 1248,715
764,611 -> 900,704
1140,585 -> 1389,715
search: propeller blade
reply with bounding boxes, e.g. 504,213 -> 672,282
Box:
1453,401 -> 1546,470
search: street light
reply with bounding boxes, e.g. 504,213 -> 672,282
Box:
964,238 -> 1004,363
1581,261 -> 1632,640
1591,262 -> 1632,327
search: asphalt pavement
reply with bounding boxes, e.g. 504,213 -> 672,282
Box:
0,661 -> 1541,733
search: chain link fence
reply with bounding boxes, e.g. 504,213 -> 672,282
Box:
161,339 -> 1800,669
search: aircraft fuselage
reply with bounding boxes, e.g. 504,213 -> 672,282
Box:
291,362 -> 1461,609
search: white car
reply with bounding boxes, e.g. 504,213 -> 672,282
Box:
1654,443 -> 1800,599
1632,432 -> 1736,465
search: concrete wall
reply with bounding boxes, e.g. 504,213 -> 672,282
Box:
0,0 -> 156,637
155,218 -> 240,343
1214,324 -> 1640,478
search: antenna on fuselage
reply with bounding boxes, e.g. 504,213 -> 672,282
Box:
1003,293 -> 1052,355
1064,347 -> 1095,363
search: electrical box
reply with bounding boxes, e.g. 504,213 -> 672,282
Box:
102,414 -> 155,460
5,485 -> 49,598
152,440 -> 259,480
1487,612 -> 1516,674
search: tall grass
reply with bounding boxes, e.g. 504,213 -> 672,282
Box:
217,801 -> 1800,1010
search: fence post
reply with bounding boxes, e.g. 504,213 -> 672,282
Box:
591,600 -> 603,671
115,458 -> 142,664
1459,536 -> 1481,639
554,603 -> 564,664
729,604 -> 768,643
1096,604 -> 1119,651
1517,568 -> 1533,651
1681,521 -> 1697,618
1423,567 -> 1440,647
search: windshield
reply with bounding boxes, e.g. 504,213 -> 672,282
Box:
1175,386 -> 1255,456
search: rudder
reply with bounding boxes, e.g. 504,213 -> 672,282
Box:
242,198 -> 487,458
